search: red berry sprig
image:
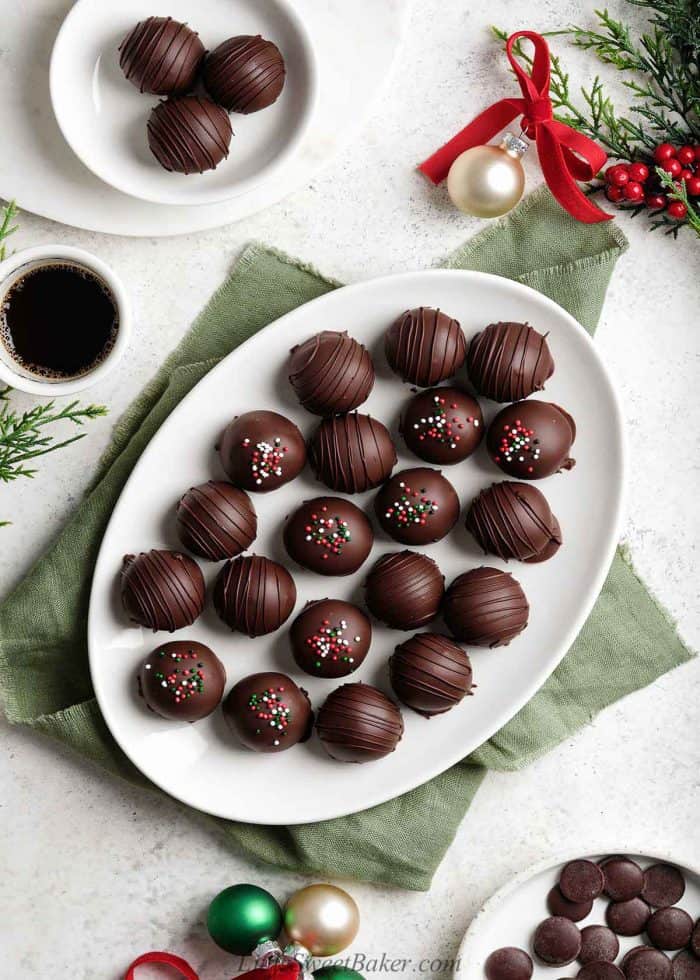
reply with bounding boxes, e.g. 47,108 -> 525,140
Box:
603,142 -> 700,222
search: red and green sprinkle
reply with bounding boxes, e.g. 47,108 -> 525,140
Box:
412,394 -> 479,448
304,505 -> 351,560
383,481 -> 438,528
242,435 -> 288,486
495,419 -> 540,474
248,685 -> 291,746
145,648 -> 206,705
305,618 -> 361,672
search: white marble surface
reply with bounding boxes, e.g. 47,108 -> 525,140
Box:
2,0 -> 699,977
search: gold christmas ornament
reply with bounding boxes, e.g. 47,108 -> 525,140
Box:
446,132 -> 528,218
284,883 -> 360,957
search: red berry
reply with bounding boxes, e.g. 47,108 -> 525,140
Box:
668,201 -> 688,219
645,193 -> 667,210
606,165 -> 630,187
623,181 -> 644,201
677,146 -> 695,166
653,143 -> 676,163
694,146 -> 700,161
685,176 -> 700,196
680,168 -> 694,182
662,158 -> 682,177
605,186 -> 625,203
628,162 -> 649,182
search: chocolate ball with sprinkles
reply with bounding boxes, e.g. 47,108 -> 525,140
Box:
138,640 -> 225,722
218,410 -> 306,493
223,671 -> 312,753
400,386 -> 483,464
121,549 -> 205,632
467,321 -> 554,402
385,307 -> 467,387
374,467 -> 460,546
284,496 -> 374,576
487,400 -> 576,479
290,599 -> 371,678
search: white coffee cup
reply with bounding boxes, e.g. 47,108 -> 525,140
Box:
0,244 -> 131,396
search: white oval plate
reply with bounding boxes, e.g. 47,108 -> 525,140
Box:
50,0 -> 318,206
88,269 -> 625,824
455,849 -> 700,980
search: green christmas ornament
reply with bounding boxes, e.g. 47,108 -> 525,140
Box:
207,883 -> 283,955
313,968 -> 365,980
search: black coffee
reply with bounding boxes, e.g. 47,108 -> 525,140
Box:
0,262 -> 118,380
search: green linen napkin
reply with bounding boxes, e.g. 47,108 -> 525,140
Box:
0,186 -> 692,890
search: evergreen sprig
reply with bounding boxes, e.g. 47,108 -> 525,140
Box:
493,0 -> 700,237
0,200 -> 19,261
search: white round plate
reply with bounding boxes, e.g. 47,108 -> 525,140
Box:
455,849 -> 700,980
88,269 -> 625,824
49,0 -> 318,206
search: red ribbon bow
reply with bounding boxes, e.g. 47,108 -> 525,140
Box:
124,951 -> 302,980
419,31 -> 611,224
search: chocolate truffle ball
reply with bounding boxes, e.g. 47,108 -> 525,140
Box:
284,497 -> 374,576
443,566 -> 529,647
385,307 -> 467,387
119,17 -> 205,95
364,551 -> 444,630
309,413 -> 397,494
289,331 -> 375,416
176,481 -> 257,561
223,672 -> 312,753
487,400 -> 576,479
121,549 -> 205,632
214,555 -> 296,636
138,640 -> 225,721
400,386 -> 483,464
389,632 -> 473,717
218,410 -> 306,493
147,96 -> 232,174
203,35 -> 285,113
290,599 -> 371,678
316,683 -> 404,763
374,467 -> 460,545
467,321 -> 555,402
466,481 -> 561,562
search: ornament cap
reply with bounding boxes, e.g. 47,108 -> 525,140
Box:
501,132 -> 529,159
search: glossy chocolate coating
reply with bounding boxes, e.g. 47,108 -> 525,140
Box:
121,549 -> 205,631
374,467 -> 460,545
400,386 -> 483,464
213,555 -> 296,636
316,682 -> 404,763
284,497 -> 374,576
290,599 -> 371,678
389,632 -> 473,717
443,566 -> 528,647
203,35 -> 285,113
467,321 -> 554,402
218,410 -> 306,493
487,400 -> 576,479
289,331 -> 375,416
176,481 -> 257,560
138,640 -> 225,721
147,96 -> 232,174
466,481 -> 561,562
119,17 -> 205,94
364,550 -> 444,630
223,671 -> 312,753
385,307 -> 467,387
309,413 -> 396,493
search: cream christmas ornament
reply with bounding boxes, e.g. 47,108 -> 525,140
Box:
446,133 -> 527,218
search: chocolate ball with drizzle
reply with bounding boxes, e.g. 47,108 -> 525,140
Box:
223,671 -> 312,753
466,482 -> 561,562
443,567 -> 529,647
389,632 -> 473,717
138,640 -> 225,721
121,549 -> 205,632
316,683 -> 404,763
119,17 -> 205,95
466,321 -> 554,402
288,331 -> 375,416
176,481 -> 257,561
290,599 -> 371,678
400,386 -> 483,464
309,413 -> 397,493
203,35 -> 285,113
218,410 -> 306,493
364,551 -> 444,630
214,555 -> 296,636
147,96 -> 232,175
385,308 -> 467,387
